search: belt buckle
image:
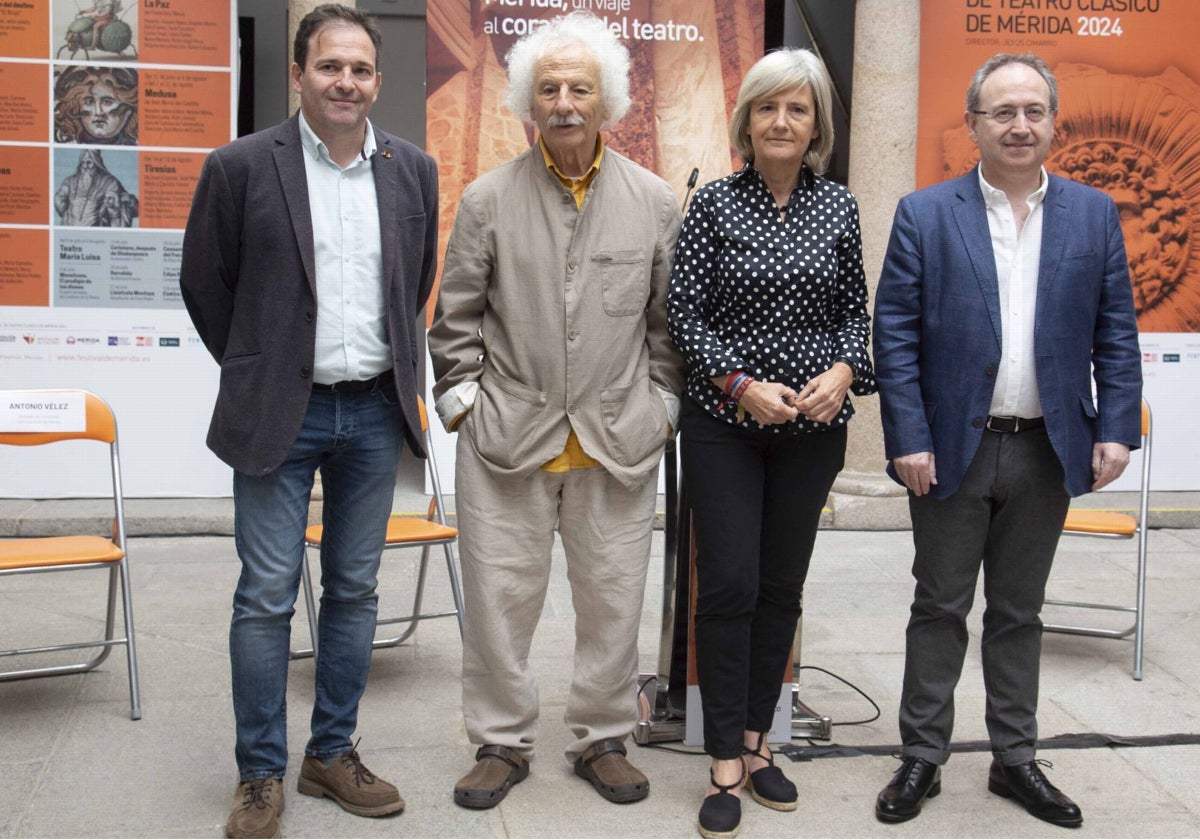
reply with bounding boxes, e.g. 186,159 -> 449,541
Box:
986,415 -> 1015,433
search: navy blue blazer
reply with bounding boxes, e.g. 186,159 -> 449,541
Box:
873,168 -> 1142,499
180,114 -> 439,475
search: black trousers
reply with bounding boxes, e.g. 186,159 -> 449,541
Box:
680,398 -> 846,759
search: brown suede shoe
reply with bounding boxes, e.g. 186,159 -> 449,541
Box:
226,778 -> 284,839
297,746 -> 404,817
454,744 -> 530,809
574,739 -> 650,803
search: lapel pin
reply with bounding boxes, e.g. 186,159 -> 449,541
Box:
381,150 -> 393,159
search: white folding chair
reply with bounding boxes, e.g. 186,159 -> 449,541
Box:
0,389 -> 141,719
291,397 -> 464,660
1045,399 -> 1152,680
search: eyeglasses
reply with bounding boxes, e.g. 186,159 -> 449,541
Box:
970,105 -> 1054,124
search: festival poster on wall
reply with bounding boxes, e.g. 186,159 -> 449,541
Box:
0,0 -> 236,497
423,0 -> 769,747
422,0 -> 764,487
918,0 -> 1200,490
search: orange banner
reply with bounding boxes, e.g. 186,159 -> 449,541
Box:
138,152 -> 207,229
425,0 -> 764,325
918,0 -> 1200,334
0,146 -> 49,225
139,68 -> 232,149
919,0 -> 1200,490
0,228 -> 50,307
0,62 -> 49,142
0,0 -> 48,59
138,0 -> 230,67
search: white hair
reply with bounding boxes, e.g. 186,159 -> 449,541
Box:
503,12 -> 631,127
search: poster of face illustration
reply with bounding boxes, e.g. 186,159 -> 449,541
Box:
0,2 -> 237,496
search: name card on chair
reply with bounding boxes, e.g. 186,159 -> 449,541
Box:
0,390 -> 86,432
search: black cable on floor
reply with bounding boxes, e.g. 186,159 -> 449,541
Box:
635,663 -> 1200,763
796,664 -> 880,726
778,732 -> 1200,762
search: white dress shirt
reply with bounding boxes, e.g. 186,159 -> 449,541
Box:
298,112 -> 389,385
980,166 -> 1047,419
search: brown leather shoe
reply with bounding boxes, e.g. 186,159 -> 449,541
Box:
297,746 -> 404,817
226,778 -> 283,839
574,739 -> 650,803
454,744 -> 530,809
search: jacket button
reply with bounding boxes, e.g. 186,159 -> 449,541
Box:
305,311 -> 314,323
972,416 -> 984,428
985,364 -> 997,376
300,367 -> 311,379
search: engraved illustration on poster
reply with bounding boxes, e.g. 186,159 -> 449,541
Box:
918,0 -> 1200,490
423,0 -> 765,493
0,1 -> 237,497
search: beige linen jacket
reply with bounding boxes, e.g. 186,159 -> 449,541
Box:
429,145 -> 685,490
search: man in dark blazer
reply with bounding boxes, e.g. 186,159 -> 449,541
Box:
872,53 -> 1141,829
180,6 -> 437,838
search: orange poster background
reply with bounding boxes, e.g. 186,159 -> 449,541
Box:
138,1 -> 230,67
0,63 -> 49,142
0,228 -> 50,307
138,68 -> 231,149
424,0 -> 763,325
0,146 -> 49,225
0,0 -> 48,59
917,0 -> 1200,333
139,152 -> 207,229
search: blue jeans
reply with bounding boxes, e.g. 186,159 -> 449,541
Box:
229,380 -> 403,779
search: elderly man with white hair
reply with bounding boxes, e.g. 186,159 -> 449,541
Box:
429,11 -> 684,810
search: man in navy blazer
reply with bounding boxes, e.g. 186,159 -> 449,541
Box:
873,54 -> 1141,829
180,6 -> 437,837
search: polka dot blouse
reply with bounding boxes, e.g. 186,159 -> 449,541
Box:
668,164 -> 877,433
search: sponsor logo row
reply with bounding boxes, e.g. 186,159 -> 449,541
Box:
1143,352 -> 1200,363
0,334 -> 188,347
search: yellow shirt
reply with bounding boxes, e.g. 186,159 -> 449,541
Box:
539,136 -> 603,472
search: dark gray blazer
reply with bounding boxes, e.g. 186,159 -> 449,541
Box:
873,168 -> 1142,499
180,114 -> 438,476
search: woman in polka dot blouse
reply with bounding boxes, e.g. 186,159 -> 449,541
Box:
667,48 -> 877,839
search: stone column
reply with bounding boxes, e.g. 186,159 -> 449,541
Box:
830,0 -> 922,528
287,0 -> 349,116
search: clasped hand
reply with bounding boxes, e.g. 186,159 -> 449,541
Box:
740,363 -> 853,426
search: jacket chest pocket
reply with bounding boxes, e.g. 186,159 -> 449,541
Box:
593,249 -> 649,316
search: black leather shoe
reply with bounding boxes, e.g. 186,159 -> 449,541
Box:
875,756 -> 941,823
988,759 -> 1083,827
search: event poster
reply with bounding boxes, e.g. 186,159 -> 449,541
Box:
423,1 -> 771,741
424,0 -> 763,322
0,0 -> 236,496
422,0 -> 763,479
918,0 -> 1200,490
421,0 -> 763,488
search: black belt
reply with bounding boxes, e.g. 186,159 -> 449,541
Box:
986,415 -> 1045,433
311,370 -> 391,394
